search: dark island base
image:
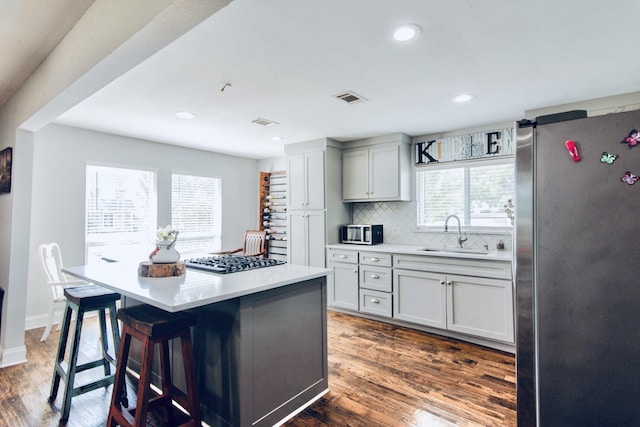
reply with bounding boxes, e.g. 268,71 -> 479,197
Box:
125,277 -> 328,427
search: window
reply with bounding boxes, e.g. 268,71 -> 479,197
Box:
171,173 -> 221,256
416,159 -> 514,228
86,165 -> 156,263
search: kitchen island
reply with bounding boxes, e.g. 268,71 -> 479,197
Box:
64,261 -> 331,427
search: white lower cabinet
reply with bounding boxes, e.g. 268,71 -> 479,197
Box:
393,270 -> 446,328
327,248 -> 515,347
393,268 -> 514,343
327,249 -> 359,310
328,261 -> 359,310
358,252 -> 393,317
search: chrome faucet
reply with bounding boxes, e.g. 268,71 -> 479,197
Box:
444,215 -> 468,248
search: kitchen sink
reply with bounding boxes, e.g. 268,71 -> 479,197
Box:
418,247 -> 490,255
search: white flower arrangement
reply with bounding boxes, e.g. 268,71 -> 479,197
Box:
503,199 -> 515,225
156,225 -> 179,242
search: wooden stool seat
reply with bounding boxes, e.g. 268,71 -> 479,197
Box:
49,284 -> 121,423
107,305 -> 201,427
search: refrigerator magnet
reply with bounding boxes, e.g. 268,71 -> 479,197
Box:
621,171 -> 639,185
565,140 -> 580,162
600,152 -> 618,164
620,129 -> 640,148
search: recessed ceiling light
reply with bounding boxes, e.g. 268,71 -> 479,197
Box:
176,111 -> 196,119
452,94 -> 475,103
391,24 -> 421,42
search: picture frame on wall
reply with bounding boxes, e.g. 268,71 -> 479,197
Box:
0,147 -> 12,194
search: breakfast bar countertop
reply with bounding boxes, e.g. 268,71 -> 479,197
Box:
63,261 -> 331,313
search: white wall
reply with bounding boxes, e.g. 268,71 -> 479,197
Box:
258,156 -> 286,173
26,123 -> 258,328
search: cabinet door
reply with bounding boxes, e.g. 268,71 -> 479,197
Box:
369,144 -> 399,200
287,155 -> 306,209
342,149 -> 369,200
306,210 -> 326,267
446,275 -> 514,342
287,210 -> 325,267
393,269 -> 446,329
305,151 -> 325,210
287,152 -> 325,210
287,211 -> 306,266
328,262 -> 359,310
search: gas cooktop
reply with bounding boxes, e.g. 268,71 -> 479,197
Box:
184,255 -> 285,274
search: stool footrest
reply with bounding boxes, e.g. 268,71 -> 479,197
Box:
75,357 -> 113,374
71,375 -> 115,397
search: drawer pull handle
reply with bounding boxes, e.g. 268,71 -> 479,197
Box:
339,255 -> 347,258
371,274 -> 380,279
370,257 -> 380,262
371,298 -> 380,304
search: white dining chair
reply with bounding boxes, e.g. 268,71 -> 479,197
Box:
39,243 -> 89,342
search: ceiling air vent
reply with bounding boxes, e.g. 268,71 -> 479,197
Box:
333,91 -> 367,104
251,117 -> 279,127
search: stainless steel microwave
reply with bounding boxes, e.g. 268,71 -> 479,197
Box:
340,224 -> 383,245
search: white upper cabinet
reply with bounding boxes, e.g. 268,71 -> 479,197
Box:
342,135 -> 411,202
287,150 -> 325,210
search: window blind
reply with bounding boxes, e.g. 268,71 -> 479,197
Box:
416,161 -> 514,228
85,165 -> 156,263
171,173 -> 220,255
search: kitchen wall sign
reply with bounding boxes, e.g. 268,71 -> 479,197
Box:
0,147 -> 12,194
415,127 -> 514,165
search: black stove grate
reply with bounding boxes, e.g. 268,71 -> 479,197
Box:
184,255 -> 285,274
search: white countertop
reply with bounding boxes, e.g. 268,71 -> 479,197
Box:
326,243 -> 513,262
64,262 -> 331,312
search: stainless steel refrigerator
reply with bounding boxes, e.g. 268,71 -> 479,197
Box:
516,109 -> 640,426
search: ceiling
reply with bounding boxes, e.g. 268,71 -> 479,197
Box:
5,0 -> 640,159
0,0 -> 94,109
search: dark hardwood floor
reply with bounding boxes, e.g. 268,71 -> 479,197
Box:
0,311 -> 515,426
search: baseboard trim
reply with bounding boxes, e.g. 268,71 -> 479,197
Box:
0,344 -> 27,367
25,310 -> 97,331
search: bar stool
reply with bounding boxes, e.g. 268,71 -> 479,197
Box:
49,284 -> 121,422
107,304 -> 201,427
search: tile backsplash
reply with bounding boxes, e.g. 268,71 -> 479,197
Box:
352,201 -> 513,251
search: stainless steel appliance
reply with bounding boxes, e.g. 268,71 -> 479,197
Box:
185,255 -> 284,274
516,109 -> 640,426
340,224 -> 383,245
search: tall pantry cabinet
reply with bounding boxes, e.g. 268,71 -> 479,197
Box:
285,138 -> 349,267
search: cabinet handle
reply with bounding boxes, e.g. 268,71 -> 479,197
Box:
440,280 -> 445,285
447,280 -> 452,286
371,298 -> 380,304
371,274 -> 380,279
370,257 -> 379,262
339,255 -> 347,258
353,269 -> 358,273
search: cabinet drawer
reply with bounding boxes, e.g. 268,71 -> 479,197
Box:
360,289 -> 392,317
359,265 -> 392,292
327,249 -> 358,264
359,252 -> 392,267
393,254 -> 512,280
